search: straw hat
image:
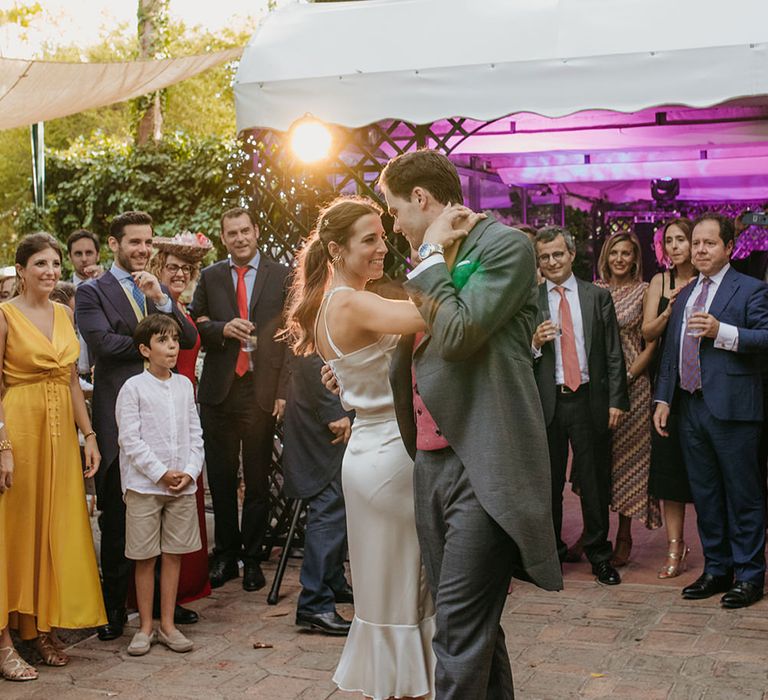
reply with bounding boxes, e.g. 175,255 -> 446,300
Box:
152,231 -> 213,263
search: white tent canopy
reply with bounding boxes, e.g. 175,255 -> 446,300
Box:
0,48 -> 242,131
234,0 -> 768,133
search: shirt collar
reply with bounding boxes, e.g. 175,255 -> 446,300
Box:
697,262 -> 730,287
228,251 -> 261,270
546,273 -> 577,294
109,262 -> 133,283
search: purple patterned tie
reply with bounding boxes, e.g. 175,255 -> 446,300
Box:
679,277 -> 712,393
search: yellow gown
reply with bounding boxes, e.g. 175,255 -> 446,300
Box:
0,301 -> 106,638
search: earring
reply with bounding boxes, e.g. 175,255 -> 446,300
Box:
331,254 -> 342,266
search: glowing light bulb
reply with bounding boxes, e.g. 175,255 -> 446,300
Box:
290,119 -> 332,163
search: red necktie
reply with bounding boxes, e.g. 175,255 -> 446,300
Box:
554,286 -> 581,392
235,266 -> 250,377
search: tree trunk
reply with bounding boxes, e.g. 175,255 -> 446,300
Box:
136,0 -> 168,145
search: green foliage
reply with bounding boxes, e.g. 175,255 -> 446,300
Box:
0,19 -> 255,264
14,132 -> 239,266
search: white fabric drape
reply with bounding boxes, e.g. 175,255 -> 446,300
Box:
0,48 -> 242,130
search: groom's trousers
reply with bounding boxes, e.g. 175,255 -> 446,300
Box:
414,446 -> 516,700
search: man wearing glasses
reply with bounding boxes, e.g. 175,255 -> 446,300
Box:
532,226 -> 628,585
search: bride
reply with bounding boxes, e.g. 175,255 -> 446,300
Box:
284,195 -> 436,700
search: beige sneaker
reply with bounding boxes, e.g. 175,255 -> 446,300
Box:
157,628 -> 193,653
127,630 -> 155,656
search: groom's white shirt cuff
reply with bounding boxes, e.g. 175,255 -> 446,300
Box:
407,254 -> 445,279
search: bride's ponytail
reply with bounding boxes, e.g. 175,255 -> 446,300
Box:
283,231 -> 331,355
282,195 -> 382,355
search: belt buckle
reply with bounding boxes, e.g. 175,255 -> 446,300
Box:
558,385 -> 574,395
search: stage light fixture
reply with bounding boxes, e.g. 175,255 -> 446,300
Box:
651,178 -> 680,205
290,118 -> 332,163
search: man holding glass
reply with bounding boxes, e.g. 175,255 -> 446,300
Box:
532,226 -> 628,585
654,213 -> 768,609
191,207 -> 289,592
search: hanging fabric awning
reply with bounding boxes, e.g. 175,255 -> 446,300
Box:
234,0 -> 768,133
0,47 -> 242,131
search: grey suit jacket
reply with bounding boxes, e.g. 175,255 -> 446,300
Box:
534,278 -> 629,432
396,216 -> 563,592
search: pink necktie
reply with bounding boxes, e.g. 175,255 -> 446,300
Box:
680,277 -> 712,392
555,286 -> 581,392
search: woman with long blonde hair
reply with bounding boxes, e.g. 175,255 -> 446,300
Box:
596,231 -> 661,567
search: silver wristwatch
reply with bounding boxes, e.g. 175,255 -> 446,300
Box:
417,242 -> 445,261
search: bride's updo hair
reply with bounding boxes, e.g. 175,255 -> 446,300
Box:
283,195 -> 382,355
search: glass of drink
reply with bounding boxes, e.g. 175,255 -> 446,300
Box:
685,307 -> 703,337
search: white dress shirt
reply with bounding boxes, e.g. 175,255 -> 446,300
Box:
678,264 -> 739,378
533,274 -> 590,385
228,251 -> 261,308
109,262 -> 173,314
116,371 -> 204,496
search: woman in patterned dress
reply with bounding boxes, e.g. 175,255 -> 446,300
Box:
596,232 -> 662,566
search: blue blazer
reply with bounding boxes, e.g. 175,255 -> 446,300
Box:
654,266 -> 768,422
75,272 -> 198,478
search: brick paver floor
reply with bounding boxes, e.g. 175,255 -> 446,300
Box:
5,498 -> 768,698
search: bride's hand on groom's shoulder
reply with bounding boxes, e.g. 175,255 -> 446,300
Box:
321,363 -> 340,395
423,203 -> 486,248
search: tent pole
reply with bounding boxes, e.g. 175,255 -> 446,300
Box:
30,122 -> 45,210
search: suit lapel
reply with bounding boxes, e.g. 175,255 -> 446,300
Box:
99,272 -> 140,331
452,217 -> 493,265
576,280 -> 594,358
667,278 -> 696,362
249,256 -> 271,318
415,218 -> 493,355
708,267 -> 739,319
218,262 -> 239,317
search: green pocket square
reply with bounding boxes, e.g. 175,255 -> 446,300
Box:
451,259 -> 478,290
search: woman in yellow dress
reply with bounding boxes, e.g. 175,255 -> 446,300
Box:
0,233 -> 106,682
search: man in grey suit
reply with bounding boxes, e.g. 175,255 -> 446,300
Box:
381,150 -> 562,700
532,226 -> 628,585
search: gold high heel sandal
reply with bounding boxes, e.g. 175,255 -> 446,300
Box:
658,539 -> 690,579
0,645 -> 38,681
34,633 -> 70,667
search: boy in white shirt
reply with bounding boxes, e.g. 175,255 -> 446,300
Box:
116,314 -> 204,656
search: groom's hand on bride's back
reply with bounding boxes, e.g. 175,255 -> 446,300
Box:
328,417 -> 351,445
321,363 -> 340,395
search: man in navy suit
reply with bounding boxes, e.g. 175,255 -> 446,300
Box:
654,213 -> 768,609
191,208 -> 289,592
76,211 -> 198,639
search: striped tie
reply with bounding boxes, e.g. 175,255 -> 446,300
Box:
679,277 -> 712,393
130,279 -> 146,317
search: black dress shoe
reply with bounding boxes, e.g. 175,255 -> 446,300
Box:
296,610 -> 351,636
721,581 -> 764,609
334,584 -> 354,605
209,559 -> 239,589
242,563 -> 266,592
592,560 -> 621,585
97,608 -> 127,641
681,572 -> 733,600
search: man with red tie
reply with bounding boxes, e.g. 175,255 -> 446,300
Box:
532,226 -> 628,585
191,208 -> 289,591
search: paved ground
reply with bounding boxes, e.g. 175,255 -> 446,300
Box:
6,497 -> 768,699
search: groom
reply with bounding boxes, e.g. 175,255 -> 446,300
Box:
380,150 -> 562,700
